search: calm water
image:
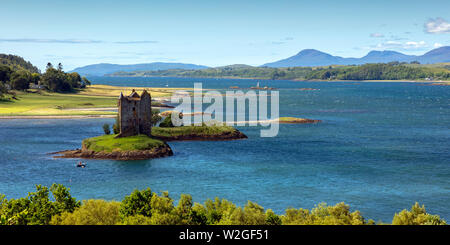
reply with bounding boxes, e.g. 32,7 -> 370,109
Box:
0,77 -> 449,223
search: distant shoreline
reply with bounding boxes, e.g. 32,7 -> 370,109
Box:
108,75 -> 449,83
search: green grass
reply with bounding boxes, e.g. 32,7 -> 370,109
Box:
0,91 -> 117,116
82,134 -> 165,152
0,85 -> 184,116
151,125 -> 236,137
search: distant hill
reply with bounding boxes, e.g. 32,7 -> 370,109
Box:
0,54 -> 40,73
70,62 -> 210,76
262,46 -> 450,67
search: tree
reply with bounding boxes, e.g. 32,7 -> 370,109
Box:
120,188 -> 154,218
10,70 -> 32,90
46,62 -> 53,70
392,202 -> 446,225
67,72 -> 82,88
30,73 -> 40,85
0,184 -> 80,225
50,184 -> 80,213
82,77 -> 91,87
112,116 -> 120,134
103,124 -> 111,135
50,200 -> 121,225
159,116 -> 175,127
0,65 -> 12,83
41,65 -> 73,92
151,109 -> 162,126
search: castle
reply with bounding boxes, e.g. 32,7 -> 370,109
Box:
116,89 -> 152,138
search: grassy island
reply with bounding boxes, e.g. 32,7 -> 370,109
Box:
53,134 -> 173,160
151,125 -> 247,141
82,134 -> 166,152
278,117 -> 321,124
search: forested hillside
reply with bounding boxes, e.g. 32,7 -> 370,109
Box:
0,54 -> 40,73
111,62 -> 450,81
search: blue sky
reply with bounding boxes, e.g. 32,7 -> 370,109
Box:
1,0 -> 449,70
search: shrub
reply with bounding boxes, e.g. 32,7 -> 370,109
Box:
392,202 -> 446,225
159,116 -> 175,127
50,200 -> 121,225
103,123 -> 111,135
281,202 -> 368,225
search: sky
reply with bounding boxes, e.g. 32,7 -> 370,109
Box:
1,0 -> 449,71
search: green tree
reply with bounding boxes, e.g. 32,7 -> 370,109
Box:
392,202 -> 446,225
50,184 -> 80,213
151,109 -> 162,126
0,65 -> 12,83
10,70 -> 32,90
103,123 -> 111,135
50,200 -> 121,225
113,116 -> 120,134
82,76 -> 91,87
119,188 -> 153,218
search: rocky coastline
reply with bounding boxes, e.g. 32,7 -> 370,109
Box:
51,142 -> 173,160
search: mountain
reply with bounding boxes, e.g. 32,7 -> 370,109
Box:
359,50 -> 416,64
70,62 -> 209,76
263,49 -> 347,67
262,46 -> 450,67
419,46 -> 450,64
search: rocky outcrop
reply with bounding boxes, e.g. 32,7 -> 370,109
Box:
51,143 -> 173,160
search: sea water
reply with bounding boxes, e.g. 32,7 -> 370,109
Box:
0,77 -> 449,223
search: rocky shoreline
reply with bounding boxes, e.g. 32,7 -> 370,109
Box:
51,142 -> 173,160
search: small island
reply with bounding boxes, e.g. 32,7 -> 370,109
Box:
278,117 -> 321,124
53,134 -> 173,160
152,125 -> 247,141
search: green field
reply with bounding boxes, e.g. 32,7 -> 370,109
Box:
0,91 -> 116,116
82,134 -> 165,152
0,85 -> 189,116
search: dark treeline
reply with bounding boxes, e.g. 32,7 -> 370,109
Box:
306,62 -> 450,80
0,184 -> 446,225
0,54 -> 91,98
112,62 -> 450,81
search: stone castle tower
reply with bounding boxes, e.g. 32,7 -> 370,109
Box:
116,89 -> 152,138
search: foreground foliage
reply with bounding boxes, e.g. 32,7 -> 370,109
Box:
0,185 -> 446,225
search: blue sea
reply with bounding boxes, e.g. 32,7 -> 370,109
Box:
0,77 -> 449,223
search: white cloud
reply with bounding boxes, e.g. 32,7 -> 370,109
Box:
0,38 -> 103,43
434,42 -> 444,48
424,17 -> 450,34
371,40 -> 428,50
370,33 -> 384,38
0,38 -> 159,44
